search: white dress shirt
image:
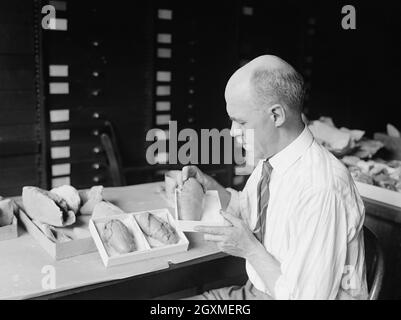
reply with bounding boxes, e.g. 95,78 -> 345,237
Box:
226,126 -> 368,300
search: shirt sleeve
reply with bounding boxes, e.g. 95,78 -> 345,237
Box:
274,188 -> 348,300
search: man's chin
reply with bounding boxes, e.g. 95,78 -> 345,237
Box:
244,150 -> 258,168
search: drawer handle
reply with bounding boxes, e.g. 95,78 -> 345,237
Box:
93,146 -> 101,154
91,89 -> 101,96
92,163 -> 101,170
92,112 -> 100,119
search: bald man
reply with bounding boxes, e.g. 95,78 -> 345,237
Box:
180,55 -> 368,300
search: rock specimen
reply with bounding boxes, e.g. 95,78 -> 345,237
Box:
51,185 -> 81,214
92,201 -> 125,219
80,186 -> 104,215
22,187 -> 76,227
0,199 -> 16,227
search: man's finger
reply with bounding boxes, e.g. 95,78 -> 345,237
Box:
176,171 -> 184,188
217,242 -> 230,253
204,234 -> 224,242
181,166 -> 189,182
194,225 -> 231,235
221,211 -> 241,226
182,165 -> 196,182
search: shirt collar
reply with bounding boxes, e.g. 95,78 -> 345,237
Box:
266,125 -> 314,175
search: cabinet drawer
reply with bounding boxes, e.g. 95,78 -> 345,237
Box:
0,166 -> 38,188
49,143 -> 106,162
51,173 -> 113,190
49,124 -> 104,145
0,154 -> 38,169
48,106 -> 152,125
0,141 -> 39,156
0,186 -> 26,197
0,124 -> 37,142
0,68 -> 35,90
50,159 -> 114,189
70,171 -> 112,187
51,160 -> 108,177
0,24 -> 34,54
0,106 -> 37,125
0,91 -> 35,109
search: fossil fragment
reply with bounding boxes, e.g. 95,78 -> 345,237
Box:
22,187 -> 76,227
80,186 -> 104,215
176,178 -> 205,221
0,199 -> 16,227
103,219 -> 136,254
135,212 -> 179,245
51,185 -> 81,214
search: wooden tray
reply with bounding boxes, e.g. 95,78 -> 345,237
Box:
0,216 -> 18,241
174,190 -> 229,232
89,209 -> 189,267
19,209 -> 97,260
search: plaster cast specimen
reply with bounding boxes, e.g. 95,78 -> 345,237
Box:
103,219 -> 136,254
135,212 -> 179,245
176,178 -> 205,221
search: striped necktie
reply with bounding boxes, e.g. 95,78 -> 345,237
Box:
254,160 -> 273,243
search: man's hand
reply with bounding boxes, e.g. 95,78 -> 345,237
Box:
194,211 -> 263,260
196,211 -> 282,296
178,165 -> 210,191
175,165 -> 232,211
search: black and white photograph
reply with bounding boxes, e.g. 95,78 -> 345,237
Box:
0,0 -> 400,303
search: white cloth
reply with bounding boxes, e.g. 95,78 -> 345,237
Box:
226,126 -> 368,300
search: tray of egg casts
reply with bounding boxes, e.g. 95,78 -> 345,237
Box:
89,209 -> 189,267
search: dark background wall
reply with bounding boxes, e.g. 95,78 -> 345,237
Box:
0,0 -> 400,196
305,1 -> 401,136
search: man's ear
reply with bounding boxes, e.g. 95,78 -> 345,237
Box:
268,104 -> 286,127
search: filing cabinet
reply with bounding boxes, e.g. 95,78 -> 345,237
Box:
0,23 -> 34,54
150,0 -> 236,183
0,167 -> 37,189
0,0 -> 42,197
41,0 -> 154,189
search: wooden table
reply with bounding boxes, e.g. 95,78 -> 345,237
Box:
0,182 -> 246,300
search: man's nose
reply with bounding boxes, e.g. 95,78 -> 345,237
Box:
230,122 -> 241,137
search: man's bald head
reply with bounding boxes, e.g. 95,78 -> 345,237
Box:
226,55 -> 305,114
226,55 -> 306,163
